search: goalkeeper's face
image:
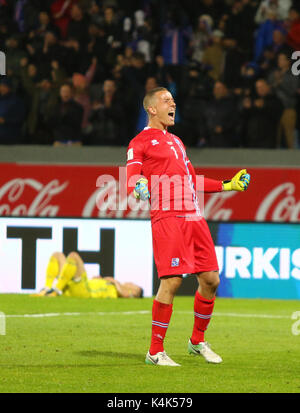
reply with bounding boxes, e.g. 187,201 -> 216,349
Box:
150,90 -> 176,128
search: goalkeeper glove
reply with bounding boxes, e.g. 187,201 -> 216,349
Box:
133,178 -> 150,200
222,169 -> 250,191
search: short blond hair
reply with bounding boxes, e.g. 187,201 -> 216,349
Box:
143,87 -> 168,113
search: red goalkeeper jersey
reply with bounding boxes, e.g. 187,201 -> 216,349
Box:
126,127 -> 223,223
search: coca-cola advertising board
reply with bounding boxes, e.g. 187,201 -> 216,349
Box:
0,163 -> 300,221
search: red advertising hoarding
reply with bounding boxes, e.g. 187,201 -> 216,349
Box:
0,163 -> 299,221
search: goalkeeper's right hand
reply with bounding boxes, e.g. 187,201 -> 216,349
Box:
133,178 -> 150,201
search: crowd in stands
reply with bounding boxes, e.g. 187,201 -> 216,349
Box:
1,0 -> 300,148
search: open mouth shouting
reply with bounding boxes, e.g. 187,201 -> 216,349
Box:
168,111 -> 175,122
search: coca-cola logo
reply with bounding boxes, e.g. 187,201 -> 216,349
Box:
255,183 -> 300,222
0,178 -> 69,216
203,191 -> 237,221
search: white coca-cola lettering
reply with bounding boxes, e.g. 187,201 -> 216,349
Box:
203,192 -> 236,221
0,178 -> 68,216
255,183 -> 300,222
82,182 -> 150,218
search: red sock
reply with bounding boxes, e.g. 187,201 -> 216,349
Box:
149,299 -> 173,355
191,291 -> 215,344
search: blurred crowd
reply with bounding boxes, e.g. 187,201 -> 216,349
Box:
1,0 -> 300,148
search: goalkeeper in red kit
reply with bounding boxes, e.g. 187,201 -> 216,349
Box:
126,87 -> 250,366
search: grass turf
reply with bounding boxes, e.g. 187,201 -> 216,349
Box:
0,294 -> 300,393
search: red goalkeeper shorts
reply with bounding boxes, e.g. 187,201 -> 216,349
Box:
151,216 -> 219,278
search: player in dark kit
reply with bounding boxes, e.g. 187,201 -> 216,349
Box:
126,87 -> 250,366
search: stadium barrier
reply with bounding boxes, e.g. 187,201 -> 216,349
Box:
1,145 -> 300,167
1,217 -> 300,299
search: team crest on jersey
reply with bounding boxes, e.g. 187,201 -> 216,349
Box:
171,258 -> 180,267
167,141 -> 173,145
151,139 -> 159,146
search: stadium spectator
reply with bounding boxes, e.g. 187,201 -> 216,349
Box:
202,29 -> 225,81
32,10 -> 59,39
35,30 -> 71,79
189,14 -> 213,64
86,22 -> 110,80
253,5 -> 286,62
180,60 -> 213,146
20,57 -> 66,144
48,83 -> 84,145
268,52 -> 299,148
153,55 -> 168,87
238,78 -> 283,148
258,27 -> 291,74
88,79 -> 125,145
223,0 -> 257,59
102,5 -> 123,67
32,251 -> 143,298
67,3 -> 89,48
5,34 -> 27,78
160,6 -> 192,65
271,28 -> 289,54
198,80 -> 238,148
71,57 -> 97,133
135,76 -> 158,134
124,10 -> 157,64
0,77 -> 26,144
255,0 -> 292,24
222,37 -> 247,89
237,62 -> 259,98
121,51 -> 152,98
185,0 -> 227,26
50,0 -> 74,39
88,1 -> 103,27
286,6 -> 300,51
110,53 -> 140,143
24,10 -> 60,64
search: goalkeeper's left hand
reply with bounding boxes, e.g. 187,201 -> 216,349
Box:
133,178 -> 150,201
222,169 -> 250,191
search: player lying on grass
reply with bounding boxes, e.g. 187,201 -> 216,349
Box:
32,252 -> 143,298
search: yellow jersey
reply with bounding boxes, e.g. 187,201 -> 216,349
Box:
63,273 -> 118,298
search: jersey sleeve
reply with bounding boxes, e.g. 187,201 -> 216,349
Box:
203,177 -> 223,193
126,138 -> 144,195
187,161 -> 223,193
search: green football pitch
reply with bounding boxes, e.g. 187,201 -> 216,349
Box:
0,294 -> 300,393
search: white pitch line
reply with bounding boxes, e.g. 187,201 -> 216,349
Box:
177,311 -> 290,319
3,310 -> 290,319
5,310 -> 151,318
213,312 -> 290,319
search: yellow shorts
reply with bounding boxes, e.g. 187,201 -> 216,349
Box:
63,273 -> 118,298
